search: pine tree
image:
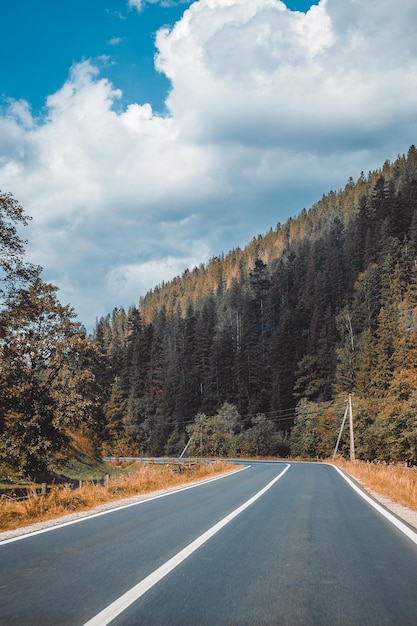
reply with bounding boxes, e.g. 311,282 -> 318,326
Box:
194,296 -> 217,413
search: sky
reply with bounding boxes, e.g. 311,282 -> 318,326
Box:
0,0 -> 416,331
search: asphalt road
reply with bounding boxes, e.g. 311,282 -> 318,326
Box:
1,462 -> 417,625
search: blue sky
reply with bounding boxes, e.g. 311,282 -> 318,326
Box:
0,0 -> 416,329
0,1 -> 184,115
0,0 -> 316,114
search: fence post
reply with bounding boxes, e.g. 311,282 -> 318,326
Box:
41,483 -> 47,496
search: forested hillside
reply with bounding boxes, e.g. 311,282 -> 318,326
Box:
93,145 -> 417,464
2,146 -> 417,479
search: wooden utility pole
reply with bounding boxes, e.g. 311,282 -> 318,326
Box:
333,404 -> 348,458
333,394 -> 355,460
349,393 -> 355,461
180,436 -> 193,459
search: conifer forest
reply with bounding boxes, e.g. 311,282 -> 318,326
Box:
2,146 -> 417,478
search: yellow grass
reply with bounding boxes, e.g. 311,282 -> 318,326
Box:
332,458 -> 417,512
0,461 -> 235,533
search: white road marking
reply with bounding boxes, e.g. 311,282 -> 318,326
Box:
83,463 -> 291,626
332,465 -> 417,545
0,466 -> 248,546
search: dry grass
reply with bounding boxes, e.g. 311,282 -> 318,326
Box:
0,461 -> 235,533
332,458 -> 417,512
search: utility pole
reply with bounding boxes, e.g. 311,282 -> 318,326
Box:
180,436 -> 193,459
349,393 -> 355,461
333,394 -> 355,460
333,404 -> 348,458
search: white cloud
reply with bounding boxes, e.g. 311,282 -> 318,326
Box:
128,0 -> 144,12
1,0 -> 417,329
157,0 -> 417,148
128,0 -> 189,12
106,246 -> 210,303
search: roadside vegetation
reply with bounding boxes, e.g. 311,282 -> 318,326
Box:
332,458 -> 417,512
0,460 -> 235,533
2,456 -> 417,536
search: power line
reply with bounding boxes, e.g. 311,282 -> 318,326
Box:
171,408 -> 296,427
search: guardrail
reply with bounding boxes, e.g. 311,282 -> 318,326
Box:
102,456 -> 213,465
1,457 -> 213,502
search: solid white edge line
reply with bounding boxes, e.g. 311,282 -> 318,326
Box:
83,463 -> 291,626
330,464 -> 417,546
0,466 -> 249,546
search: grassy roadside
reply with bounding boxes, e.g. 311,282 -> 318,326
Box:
3,456 -> 416,535
0,460 -> 235,533
331,458 -> 417,512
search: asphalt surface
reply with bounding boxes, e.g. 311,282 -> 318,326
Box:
1,462 -> 417,625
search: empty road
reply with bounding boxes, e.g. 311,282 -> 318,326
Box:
1,461 -> 417,625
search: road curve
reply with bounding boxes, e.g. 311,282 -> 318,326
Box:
1,462 -> 417,625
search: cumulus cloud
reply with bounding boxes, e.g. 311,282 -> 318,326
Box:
157,0 -> 417,148
1,0 -> 416,328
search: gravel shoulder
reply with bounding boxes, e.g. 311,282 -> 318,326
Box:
355,483 -> 417,531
